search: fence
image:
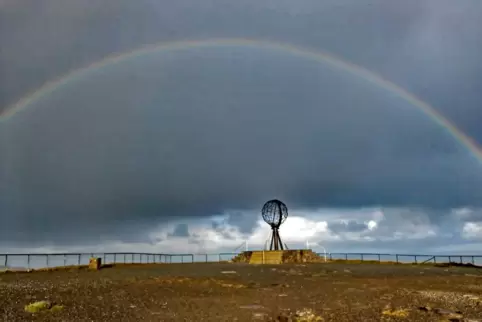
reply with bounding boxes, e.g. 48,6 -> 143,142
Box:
0,252 -> 240,270
2,252 -> 482,271
323,252 -> 482,265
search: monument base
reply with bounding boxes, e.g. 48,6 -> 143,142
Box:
232,249 -> 326,264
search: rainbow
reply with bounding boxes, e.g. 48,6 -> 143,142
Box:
1,38 -> 481,161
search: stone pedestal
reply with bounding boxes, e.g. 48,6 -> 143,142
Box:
89,257 -> 102,270
233,249 -> 326,264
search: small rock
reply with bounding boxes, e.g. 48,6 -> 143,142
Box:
418,306 -> 432,312
343,269 -> 351,273
248,282 -> 261,288
275,312 -> 292,322
221,271 -> 237,274
293,308 -> 324,321
240,304 -> 265,310
253,312 -> 268,320
433,308 -> 463,320
311,272 -> 327,277
463,294 -> 480,301
382,308 -> 409,318
25,301 -> 51,313
24,301 -> 63,314
50,305 -> 63,313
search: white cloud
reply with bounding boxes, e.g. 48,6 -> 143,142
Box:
452,207 -> 474,220
462,222 -> 482,239
366,220 -> 377,230
4,207 -> 482,255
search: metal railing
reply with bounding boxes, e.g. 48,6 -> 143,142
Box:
2,251 -> 482,271
322,252 -> 482,265
0,252 -> 241,270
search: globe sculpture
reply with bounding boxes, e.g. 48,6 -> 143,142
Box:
262,199 -> 288,250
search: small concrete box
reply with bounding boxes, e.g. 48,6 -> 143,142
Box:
89,257 -> 102,270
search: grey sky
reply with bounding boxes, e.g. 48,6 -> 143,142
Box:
1,0 -> 482,250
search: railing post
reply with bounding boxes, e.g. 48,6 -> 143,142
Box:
181,255 -> 184,264
460,256 -> 463,264
472,256 -> 475,265
434,256 -> 437,264
191,254 -> 194,263
345,254 -> 348,260
64,254 -> 67,266
329,253 -> 332,261
205,254 -> 208,263
46,255 -> 49,268
414,255 -> 417,264
103,254 -> 106,265
4,255 -> 7,268
218,254 -> 221,262
27,255 -> 30,270
131,253 -> 134,263
78,254 -> 81,266
378,254 -> 381,262
123,254 -> 126,264
114,254 -> 117,264
449,256 -> 452,263
361,254 -> 364,262
396,255 -> 399,263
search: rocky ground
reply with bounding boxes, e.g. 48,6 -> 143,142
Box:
1,262 -> 482,321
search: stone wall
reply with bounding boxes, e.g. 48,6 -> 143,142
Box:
231,251 -> 253,263
231,250 -> 325,264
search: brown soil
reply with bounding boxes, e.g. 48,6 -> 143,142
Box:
1,262 -> 482,321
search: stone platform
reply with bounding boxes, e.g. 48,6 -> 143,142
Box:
232,249 -> 326,264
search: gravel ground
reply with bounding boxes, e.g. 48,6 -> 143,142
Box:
1,262 -> 482,321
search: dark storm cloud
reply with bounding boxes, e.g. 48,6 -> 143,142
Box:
1,0 -> 482,247
328,220 -> 368,234
211,220 -> 242,240
225,212 -> 259,235
168,224 -> 190,238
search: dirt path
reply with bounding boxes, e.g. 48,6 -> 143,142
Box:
1,263 -> 482,321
